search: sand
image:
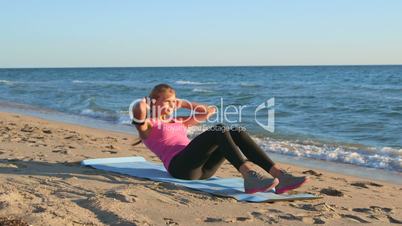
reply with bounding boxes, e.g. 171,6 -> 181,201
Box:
0,111 -> 401,226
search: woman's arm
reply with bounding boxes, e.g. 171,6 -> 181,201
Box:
132,98 -> 151,133
176,99 -> 216,127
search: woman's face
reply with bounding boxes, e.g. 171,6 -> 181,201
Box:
154,92 -> 177,116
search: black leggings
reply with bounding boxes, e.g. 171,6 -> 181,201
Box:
168,124 -> 275,180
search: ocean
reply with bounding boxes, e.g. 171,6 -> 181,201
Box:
1,66 -> 401,175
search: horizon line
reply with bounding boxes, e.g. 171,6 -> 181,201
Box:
1,63 -> 402,70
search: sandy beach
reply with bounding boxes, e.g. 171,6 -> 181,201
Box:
0,111 -> 401,225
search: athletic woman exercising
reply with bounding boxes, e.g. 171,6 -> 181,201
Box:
131,83 -> 307,194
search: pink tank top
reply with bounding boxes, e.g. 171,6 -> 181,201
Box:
142,118 -> 190,170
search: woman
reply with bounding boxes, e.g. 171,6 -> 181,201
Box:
131,83 -> 307,194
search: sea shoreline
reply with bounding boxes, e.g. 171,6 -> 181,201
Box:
1,100 -> 401,185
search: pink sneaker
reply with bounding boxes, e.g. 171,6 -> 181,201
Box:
275,170 -> 308,194
243,170 -> 279,194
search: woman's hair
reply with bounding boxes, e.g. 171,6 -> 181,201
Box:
149,83 -> 176,100
132,83 -> 176,147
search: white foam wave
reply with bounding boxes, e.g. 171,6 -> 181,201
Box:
0,80 -> 14,85
254,137 -> 401,172
175,80 -> 216,85
80,109 -> 116,121
116,113 -> 131,125
72,80 -> 85,83
185,125 -> 402,172
72,80 -> 134,85
192,88 -> 213,93
240,82 -> 261,87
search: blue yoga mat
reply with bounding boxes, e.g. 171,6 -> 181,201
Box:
81,156 -> 320,202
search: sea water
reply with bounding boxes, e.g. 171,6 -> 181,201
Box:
1,66 -> 401,179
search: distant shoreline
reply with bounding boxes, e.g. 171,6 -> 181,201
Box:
1,64 -> 402,70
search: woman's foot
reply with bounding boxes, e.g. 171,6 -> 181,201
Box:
274,170 -> 308,194
243,170 -> 279,194
240,161 -> 279,194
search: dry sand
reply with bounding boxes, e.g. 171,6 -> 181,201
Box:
0,111 -> 401,226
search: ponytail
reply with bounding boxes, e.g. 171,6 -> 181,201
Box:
132,138 -> 142,146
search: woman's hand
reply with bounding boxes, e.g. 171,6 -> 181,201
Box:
175,98 -> 183,109
206,106 -> 217,117
176,100 -> 217,127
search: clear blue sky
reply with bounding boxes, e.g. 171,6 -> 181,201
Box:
1,0 -> 401,68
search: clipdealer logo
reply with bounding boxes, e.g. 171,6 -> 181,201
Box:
129,97 -> 275,132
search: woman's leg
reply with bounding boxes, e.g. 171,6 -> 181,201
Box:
228,126 -> 308,194
228,127 -> 276,174
168,124 -> 247,180
199,147 -> 226,179
168,123 -> 280,193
